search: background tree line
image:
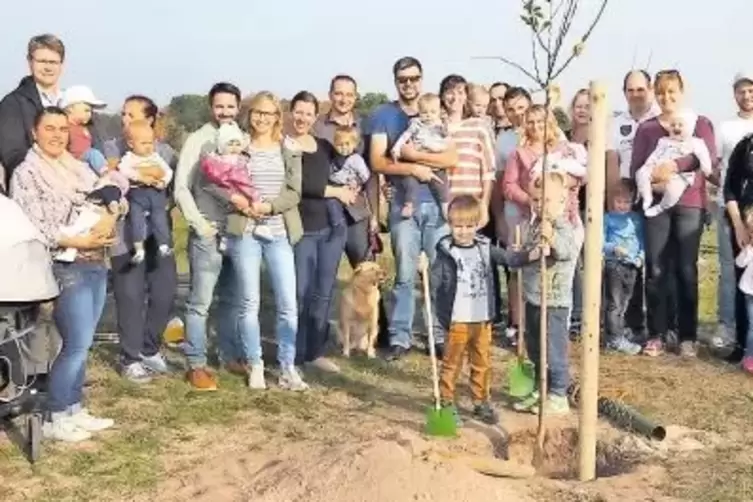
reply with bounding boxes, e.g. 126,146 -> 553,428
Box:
96,92 -> 391,151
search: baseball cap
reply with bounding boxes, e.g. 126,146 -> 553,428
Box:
733,72 -> 753,88
59,85 -> 106,109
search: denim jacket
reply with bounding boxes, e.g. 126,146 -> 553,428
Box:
505,215 -> 583,308
430,234 -> 506,342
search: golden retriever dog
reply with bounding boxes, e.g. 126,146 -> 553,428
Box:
338,262 -> 385,358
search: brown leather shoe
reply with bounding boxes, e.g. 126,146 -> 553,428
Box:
224,360 -> 249,376
186,368 -> 218,391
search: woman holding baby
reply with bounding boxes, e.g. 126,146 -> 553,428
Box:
629,70 -> 715,358
103,95 -> 178,384
211,91 -> 310,390
10,107 -> 124,442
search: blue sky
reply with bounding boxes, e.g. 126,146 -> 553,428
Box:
0,0 -> 744,122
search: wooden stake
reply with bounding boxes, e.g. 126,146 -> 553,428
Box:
578,80 -> 609,482
514,225 -> 525,358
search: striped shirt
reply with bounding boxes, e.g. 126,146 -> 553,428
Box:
446,117 -> 496,197
245,146 -> 286,237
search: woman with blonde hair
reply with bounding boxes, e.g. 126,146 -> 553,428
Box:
210,90 -> 308,390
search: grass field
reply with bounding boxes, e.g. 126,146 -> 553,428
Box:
1,218 -> 753,501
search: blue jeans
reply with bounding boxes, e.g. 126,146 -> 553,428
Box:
525,303 -> 570,397
48,262 -> 108,413
294,225 -> 348,364
717,206 -> 736,329
225,233 -> 298,366
389,201 -> 449,348
183,233 -> 242,368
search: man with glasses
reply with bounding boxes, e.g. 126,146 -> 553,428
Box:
368,56 -> 458,361
0,34 -> 66,185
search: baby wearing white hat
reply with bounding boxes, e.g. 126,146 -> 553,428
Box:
59,85 -> 107,173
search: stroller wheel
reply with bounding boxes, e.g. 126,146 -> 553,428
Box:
27,413 -> 41,463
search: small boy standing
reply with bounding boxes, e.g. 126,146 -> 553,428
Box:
602,180 -> 644,355
509,171 -> 583,415
431,195 -> 506,425
117,120 -> 173,263
59,85 -> 108,173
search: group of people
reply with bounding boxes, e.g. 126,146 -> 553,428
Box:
2,33 -> 753,443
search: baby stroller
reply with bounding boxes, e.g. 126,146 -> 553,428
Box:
0,192 -> 60,463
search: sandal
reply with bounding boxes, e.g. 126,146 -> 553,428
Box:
643,338 -> 664,357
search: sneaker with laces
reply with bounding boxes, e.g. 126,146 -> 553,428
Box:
472,401 -> 500,425
248,363 -> 267,390
529,394 -> 570,416
278,365 -> 309,391
607,336 -> 642,355
43,418 -> 92,442
141,353 -> 169,373
122,362 -> 152,384
186,368 -> 218,391
69,409 -> 115,432
512,391 -> 540,413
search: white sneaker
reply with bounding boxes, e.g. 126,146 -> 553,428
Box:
278,365 -> 309,391
141,353 -> 169,373
43,418 -> 92,442
69,409 -> 115,432
122,362 -> 152,384
248,362 -> 267,390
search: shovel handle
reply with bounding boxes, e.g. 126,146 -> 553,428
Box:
420,253 -> 443,411
514,225 -> 525,359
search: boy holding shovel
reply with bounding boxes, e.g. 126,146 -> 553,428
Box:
508,171 -> 584,415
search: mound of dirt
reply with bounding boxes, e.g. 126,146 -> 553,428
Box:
157,434 -> 532,502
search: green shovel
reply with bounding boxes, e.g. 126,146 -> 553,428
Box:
507,226 -> 535,398
420,254 -> 457,437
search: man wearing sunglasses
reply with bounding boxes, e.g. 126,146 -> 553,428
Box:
367,56 -> 458,361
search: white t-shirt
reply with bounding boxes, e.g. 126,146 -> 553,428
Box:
450,245 -> 491,323
609,103 -> 661,179
716,116 -> 753,204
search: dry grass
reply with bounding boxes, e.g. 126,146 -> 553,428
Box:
1,219 -> 752,501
